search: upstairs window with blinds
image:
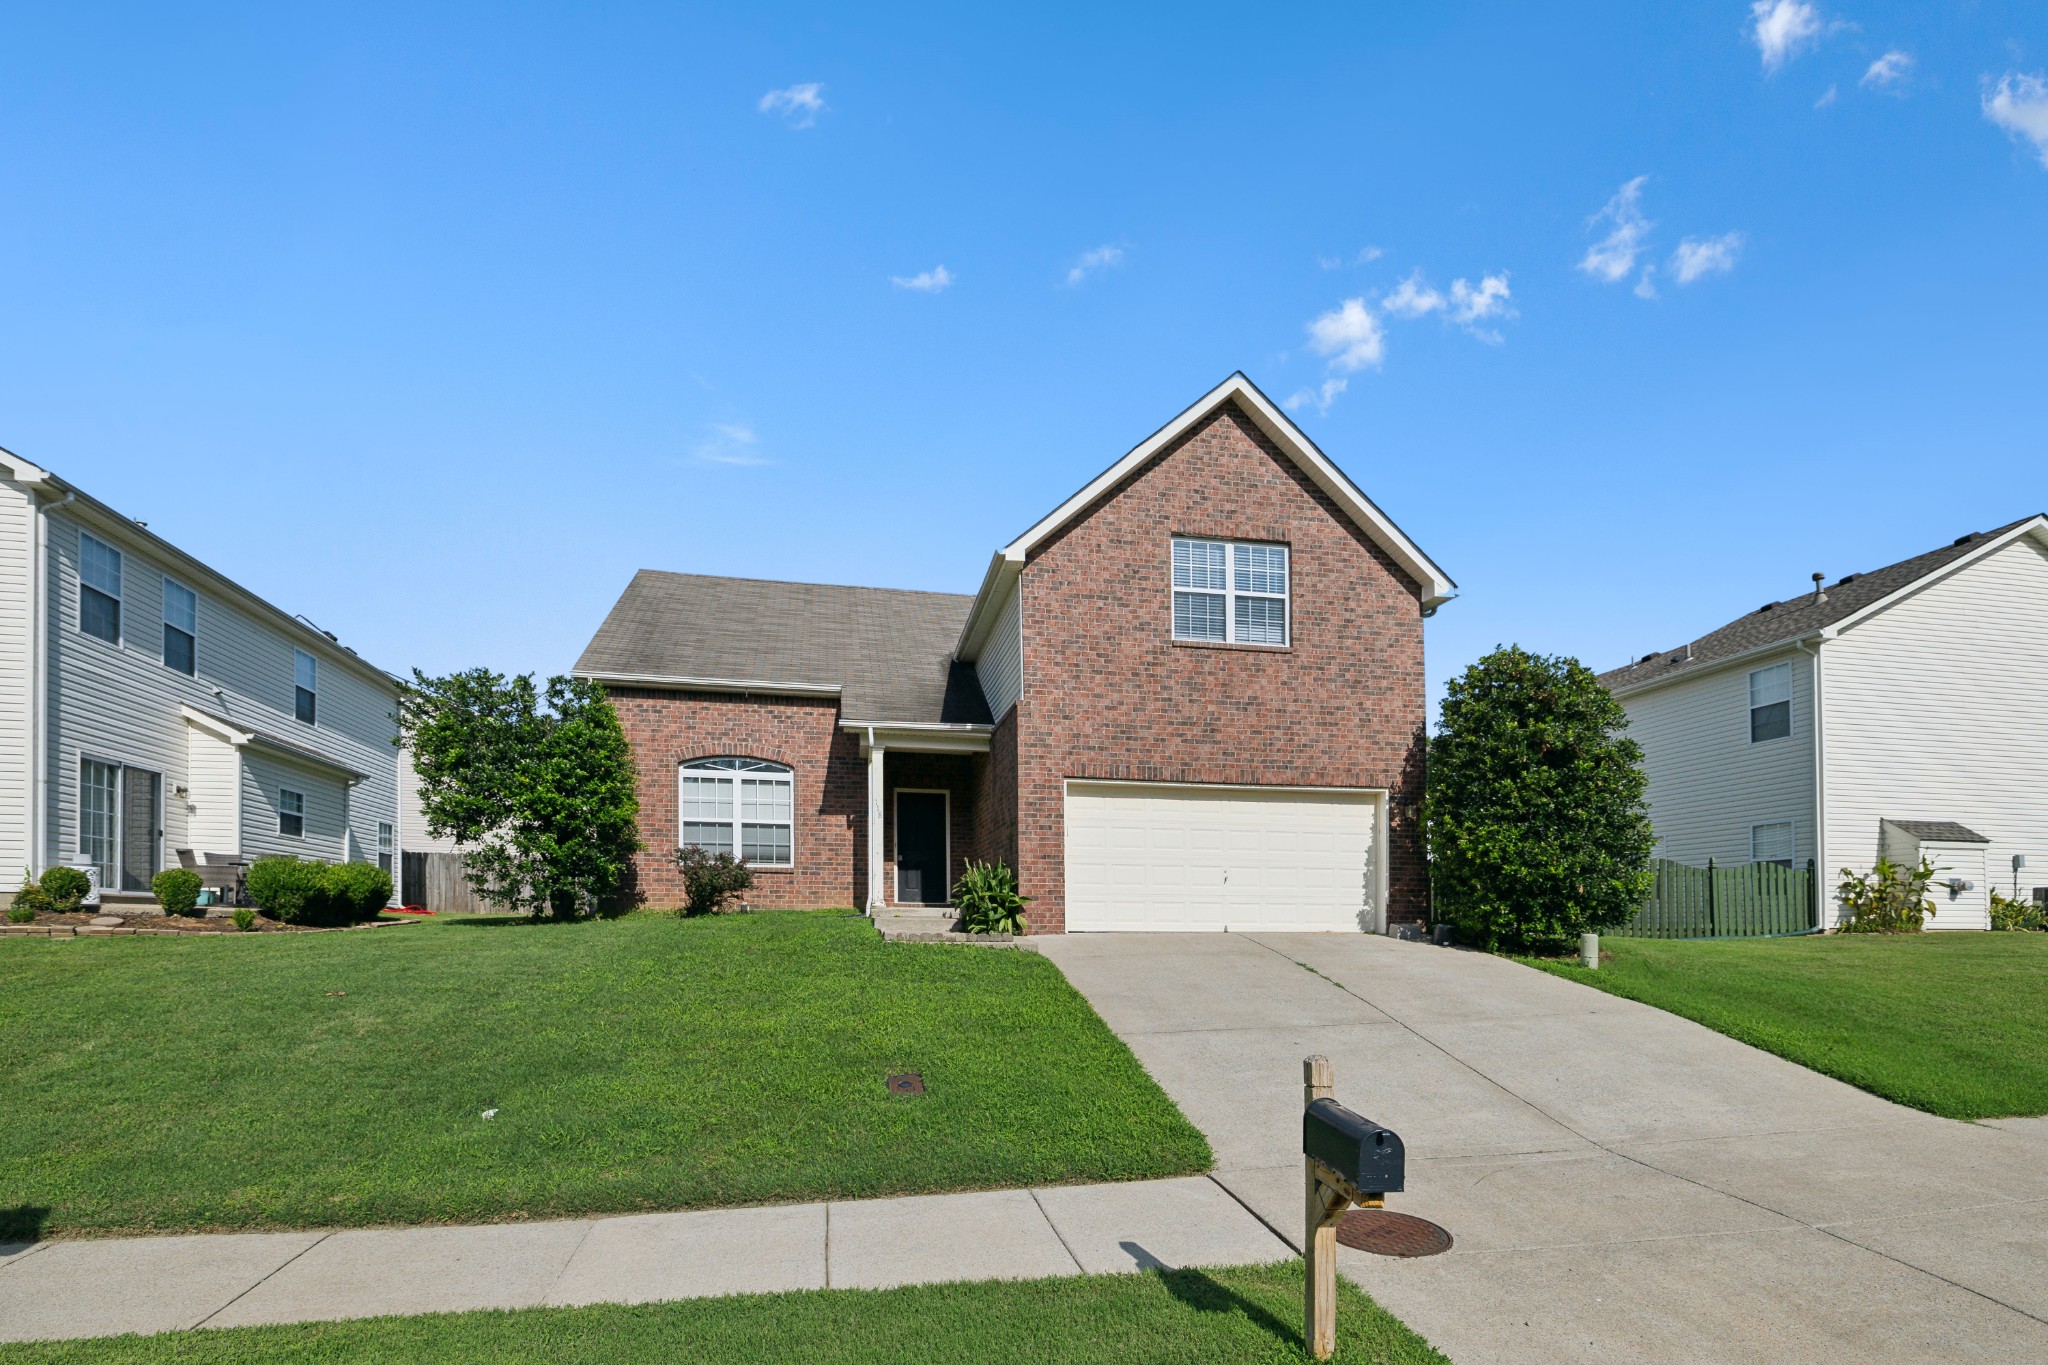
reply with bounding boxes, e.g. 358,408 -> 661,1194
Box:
294,650 -> 318,725
1171,538 -> 1289,646
1748,663 -> 1792,744
162,578 -> 197,675
681,758 -> 794,866
79,533 -> 122,644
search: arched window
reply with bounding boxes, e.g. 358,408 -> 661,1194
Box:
680,758 -> 793,866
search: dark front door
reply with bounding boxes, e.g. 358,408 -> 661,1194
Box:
895,791 -> 948,905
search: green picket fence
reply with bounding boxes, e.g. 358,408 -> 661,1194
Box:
1613,858 -> 1819,939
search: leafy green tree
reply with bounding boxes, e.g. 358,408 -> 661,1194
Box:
1425,645 -> 1655,953
399,671 -> 642,920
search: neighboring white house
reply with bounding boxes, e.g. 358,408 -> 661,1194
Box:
0,447 -> 401,906
1601,514 -> 2048,931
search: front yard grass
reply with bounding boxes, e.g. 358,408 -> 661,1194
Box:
0,1260 -> 1445,1365
1528,932 -> 2048,1118
0,911 -> 1210,1238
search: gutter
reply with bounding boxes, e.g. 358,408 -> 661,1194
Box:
574,670 -> 842,699
1795,631 -> 1834,929
1605,633 -> 1829,700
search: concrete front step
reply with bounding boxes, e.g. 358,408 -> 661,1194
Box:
870,911 -> 1030,948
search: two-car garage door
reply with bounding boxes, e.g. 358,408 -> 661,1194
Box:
1064,782 -> 1381,932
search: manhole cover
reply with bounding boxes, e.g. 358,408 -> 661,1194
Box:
884,1073 -> 925,1095
1336,1209 -> 1453,1257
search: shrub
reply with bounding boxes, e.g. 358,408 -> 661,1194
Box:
1425,646 -> 1656,954
953,860 -> 1029,935
246,858 -> 391,927
674,845 -> 753,916
1990,889 -> 2044,932
231,907 -> 257,932
152,868 -> 204,917
9,869 -> 49,922
1837,857 -> 1938,933
39,866 -> 93,913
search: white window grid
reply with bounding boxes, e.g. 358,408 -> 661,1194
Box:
79,532 -> 123,643
680,758 -> 793,866
377,821 -> 394,874
79,758 -> 118,884
1171,538 -> 1289,646
1748,663 -> 1792,744
279,788 -> 305,838
294,650 -> 318,725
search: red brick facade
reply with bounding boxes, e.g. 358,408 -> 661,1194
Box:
604,398 -> 1429,930
1011,400 -> 1428,933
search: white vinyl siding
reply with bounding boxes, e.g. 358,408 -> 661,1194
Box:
1821,534 -> 2048,923
241,755 -> 346,863
976,585 -> 1023,723
1064,782 -> 1379,932
35,511 -> 398,880
1616,647 -> 1817,869
0,479 -> 34,876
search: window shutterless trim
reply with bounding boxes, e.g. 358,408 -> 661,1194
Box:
679,758 -> 794,868
294,649 -> 317,725
1748,662 -> 1793,744
78,531 -> 123,645
279,787 -> 305,838
162,576 -> 197,676
1169,536 -> 1290,647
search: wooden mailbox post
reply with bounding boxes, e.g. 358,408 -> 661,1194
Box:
1302,1054 -> 1406,1361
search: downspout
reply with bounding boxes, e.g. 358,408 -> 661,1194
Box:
1795,634 -> 1828,930
29,486 -> 76,877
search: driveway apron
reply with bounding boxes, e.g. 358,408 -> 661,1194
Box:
1037,931 -> 2048,1365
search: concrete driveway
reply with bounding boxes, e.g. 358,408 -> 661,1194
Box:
1037,931 -> 2048,1364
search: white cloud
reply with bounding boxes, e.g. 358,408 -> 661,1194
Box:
1633,266 -> 1660,300
1579,176 -> 1653,283
758,83 -> 826,128
1064,244 -> 1125,286
1983,72 -> 2048,168
1815,83 -> 1839,108
1862,50 -> 1913,91
694,423 -> 771,467
1318,245 -> 1385,271
1449,273 -> 1513,327
1750,1 -> 1823,73
1306,298 -> 1386,373
1671,232 -> 1746,284
1285,378 -> 1350,415
1380,273 -> 1445,319
890,265 -> 954,293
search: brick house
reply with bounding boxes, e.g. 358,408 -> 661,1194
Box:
575,374 -> 1454,934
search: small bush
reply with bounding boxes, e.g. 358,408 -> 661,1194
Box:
10,868 -> 49,922
246,857 -> 392,927
1990,889 -> 2045,932
674,845 -> 752,916
39,866 -> 93,913
1837,857 -> 1938,933
953,860 -> 1029,935
231,907 -> 257,932
152,868 -> 204,917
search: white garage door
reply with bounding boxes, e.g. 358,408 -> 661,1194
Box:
1064,782 -> 1379,932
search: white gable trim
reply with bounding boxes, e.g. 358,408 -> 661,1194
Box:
1823,516 -> 2048,638
956,373 -> 1455,658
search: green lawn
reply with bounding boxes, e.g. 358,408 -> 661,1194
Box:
0,1261 -> 1444,1365
0,912 -> 1209,1238
1528,932 -> 2048,1118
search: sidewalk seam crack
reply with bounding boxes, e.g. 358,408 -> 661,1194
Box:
1027,1188 -> 1084,1275
190,1231 -> 332,1330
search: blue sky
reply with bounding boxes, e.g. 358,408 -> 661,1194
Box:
3,2 -> 2044,705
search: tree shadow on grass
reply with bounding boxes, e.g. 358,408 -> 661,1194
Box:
1,1205 -> 51,1246
1121,1243 -> 1304,1351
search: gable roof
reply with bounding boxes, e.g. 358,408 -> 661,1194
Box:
1602,513 -> 2048,696
1883,819 -> 1990,845
573,570 -> 991,727
956,372 -> 1457,659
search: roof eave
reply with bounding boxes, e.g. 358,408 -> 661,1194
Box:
574,669 -> 844,699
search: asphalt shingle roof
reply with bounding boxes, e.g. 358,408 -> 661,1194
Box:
1883,820 -> 1991,844
575,570 -> 991,727
1601,515 -> 2045,692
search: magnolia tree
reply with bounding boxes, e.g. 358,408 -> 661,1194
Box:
1424,645 -> 1655,953
399,670 -> 641,920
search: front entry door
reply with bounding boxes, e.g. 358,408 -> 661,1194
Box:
120,767 -> 162,892
895,791 -> 949,905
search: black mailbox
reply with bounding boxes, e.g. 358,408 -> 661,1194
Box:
1303,1098 -> 1405,1194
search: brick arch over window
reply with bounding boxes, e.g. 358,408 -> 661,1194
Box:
680,757 -> 794,867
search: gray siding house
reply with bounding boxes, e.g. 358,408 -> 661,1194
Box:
0,447 -> 401,906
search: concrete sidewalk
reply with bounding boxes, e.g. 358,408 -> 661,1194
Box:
1038,931 -> 2048,1365
0,1175 -> 1288,1344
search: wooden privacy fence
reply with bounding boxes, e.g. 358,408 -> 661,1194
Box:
400,851 -> 493,914
1613,858 -> 1819,939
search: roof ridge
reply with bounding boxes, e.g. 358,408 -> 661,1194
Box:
631,567 -> 974,600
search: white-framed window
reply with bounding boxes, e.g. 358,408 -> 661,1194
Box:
162,577 -> 197,675
377,821 -> 393,875
1751,821 -> 1795,869
279,788 -> 305,838
79,532 -> 122,644
294,650 -> 317,725
680,758 -> 793,866
1748,663 -> 1792,743
79,758 -> 118,885
1171,538 -> 1290,646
